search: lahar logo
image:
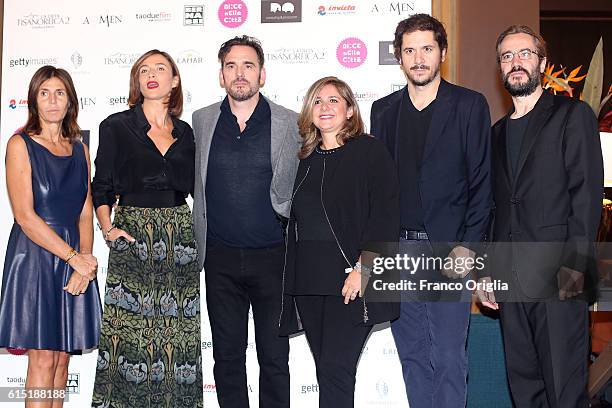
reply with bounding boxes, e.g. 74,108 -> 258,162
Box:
184,5 -> 204,26
261,0 -> 302,23
218,0 -> 248,28
336,37 -> 367,68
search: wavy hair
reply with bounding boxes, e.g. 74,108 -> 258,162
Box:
298,76 -> 364,159
23,66 -> 81,142
128,49 -> 183,117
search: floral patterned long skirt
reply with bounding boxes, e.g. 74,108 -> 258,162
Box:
92,204 -> 203,408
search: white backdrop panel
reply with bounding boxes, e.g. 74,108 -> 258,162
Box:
0,1 -> 431,406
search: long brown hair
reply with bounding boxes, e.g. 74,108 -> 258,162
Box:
23,66 -> 81,142
298,76 -> 364,159
128,49 -> 183,117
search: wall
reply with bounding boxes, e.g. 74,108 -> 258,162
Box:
456,0 -> 540,122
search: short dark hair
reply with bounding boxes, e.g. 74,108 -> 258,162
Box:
24,66 -> 81,142
218,35 -> 265,67
128,49 -> 183,117
495,25 -> 547,62
393,14 -> 448,62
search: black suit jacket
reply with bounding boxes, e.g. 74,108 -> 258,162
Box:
490,91 -> 603,299
279,135 -> 400,336
370,79 -> 493,246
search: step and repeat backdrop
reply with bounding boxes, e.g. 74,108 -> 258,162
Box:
0,0 -> 431,406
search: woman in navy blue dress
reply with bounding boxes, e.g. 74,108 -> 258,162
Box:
0,66 -> 101,407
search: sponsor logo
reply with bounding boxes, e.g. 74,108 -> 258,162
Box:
261,0 -> 302,23
265,47 -> 327,64
336,37 -> 367,68
376,379 -> 389,399
66,373 -> 79,394
353,90 -> 379,102
79,97 -> 96,110
301,384 -> 319,394
370,1 -> 417,16
6,377 -> 26,386
176,50 -> 204,65
381,342 -> 399,357
82,15 -> 124,27
203,383 -> 217,393
135,11 -> 172,22
317,4 -> 356,16
8,99 -> 28,109
71,52 -> 83,70
184,5 -> 204,25
108,96 -> 129,107
379,41 -> 398,65
218,0 -> 248,28
201,340 -> 213,350
17,14 -> 70,29
104,52 -> 141,67
9,57 -> 57,68
184,90 -> 193,106
391,83 -> 404,92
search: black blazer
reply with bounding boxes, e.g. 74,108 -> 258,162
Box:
370,79 -> 493,246
279,135 -> 400,336
490,91 -> 603,299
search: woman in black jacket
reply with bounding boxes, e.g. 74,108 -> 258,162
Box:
279,76 -> 399,407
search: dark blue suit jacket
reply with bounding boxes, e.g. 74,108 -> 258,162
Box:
370,79 -> 493,245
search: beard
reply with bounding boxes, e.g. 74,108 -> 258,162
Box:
226,76 -> 261,102
406,62 -> 440,87
503,66 -> 541,97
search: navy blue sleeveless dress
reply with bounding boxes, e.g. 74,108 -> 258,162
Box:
0,132 -> 102,352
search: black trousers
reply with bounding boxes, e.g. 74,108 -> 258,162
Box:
499,300 -> 589,408
295,295 -> 371,408
204,242 -> 289,408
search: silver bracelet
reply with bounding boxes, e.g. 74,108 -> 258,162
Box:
355,261 -> 372,277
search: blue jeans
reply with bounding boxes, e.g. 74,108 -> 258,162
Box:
391,239 -> 471,408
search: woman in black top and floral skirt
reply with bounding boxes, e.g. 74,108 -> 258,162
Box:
279,76 -> 399,407
91,50 -> 202,408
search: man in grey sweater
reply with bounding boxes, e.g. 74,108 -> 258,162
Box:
192,35 -> 301,408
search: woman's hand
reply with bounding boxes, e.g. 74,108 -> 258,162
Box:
78,254 -> 98,281
63,269 -> 90,296
67,253 -> 97,281
342,270 -> 362,305
106,227 -> 135,243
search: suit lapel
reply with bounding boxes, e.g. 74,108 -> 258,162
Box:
494,117 -> 512,189
513,92 -> 554,185
422,79 -> 453,161
199,106 -> 221,196
268,96 -> 290,191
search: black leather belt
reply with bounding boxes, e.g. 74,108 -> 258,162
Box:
400,229 -> 429,240
119,191 -> 186,208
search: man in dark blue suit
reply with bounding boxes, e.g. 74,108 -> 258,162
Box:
370,14 -> 493,408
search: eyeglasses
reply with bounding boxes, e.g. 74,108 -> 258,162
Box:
499,49 -> 540,63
